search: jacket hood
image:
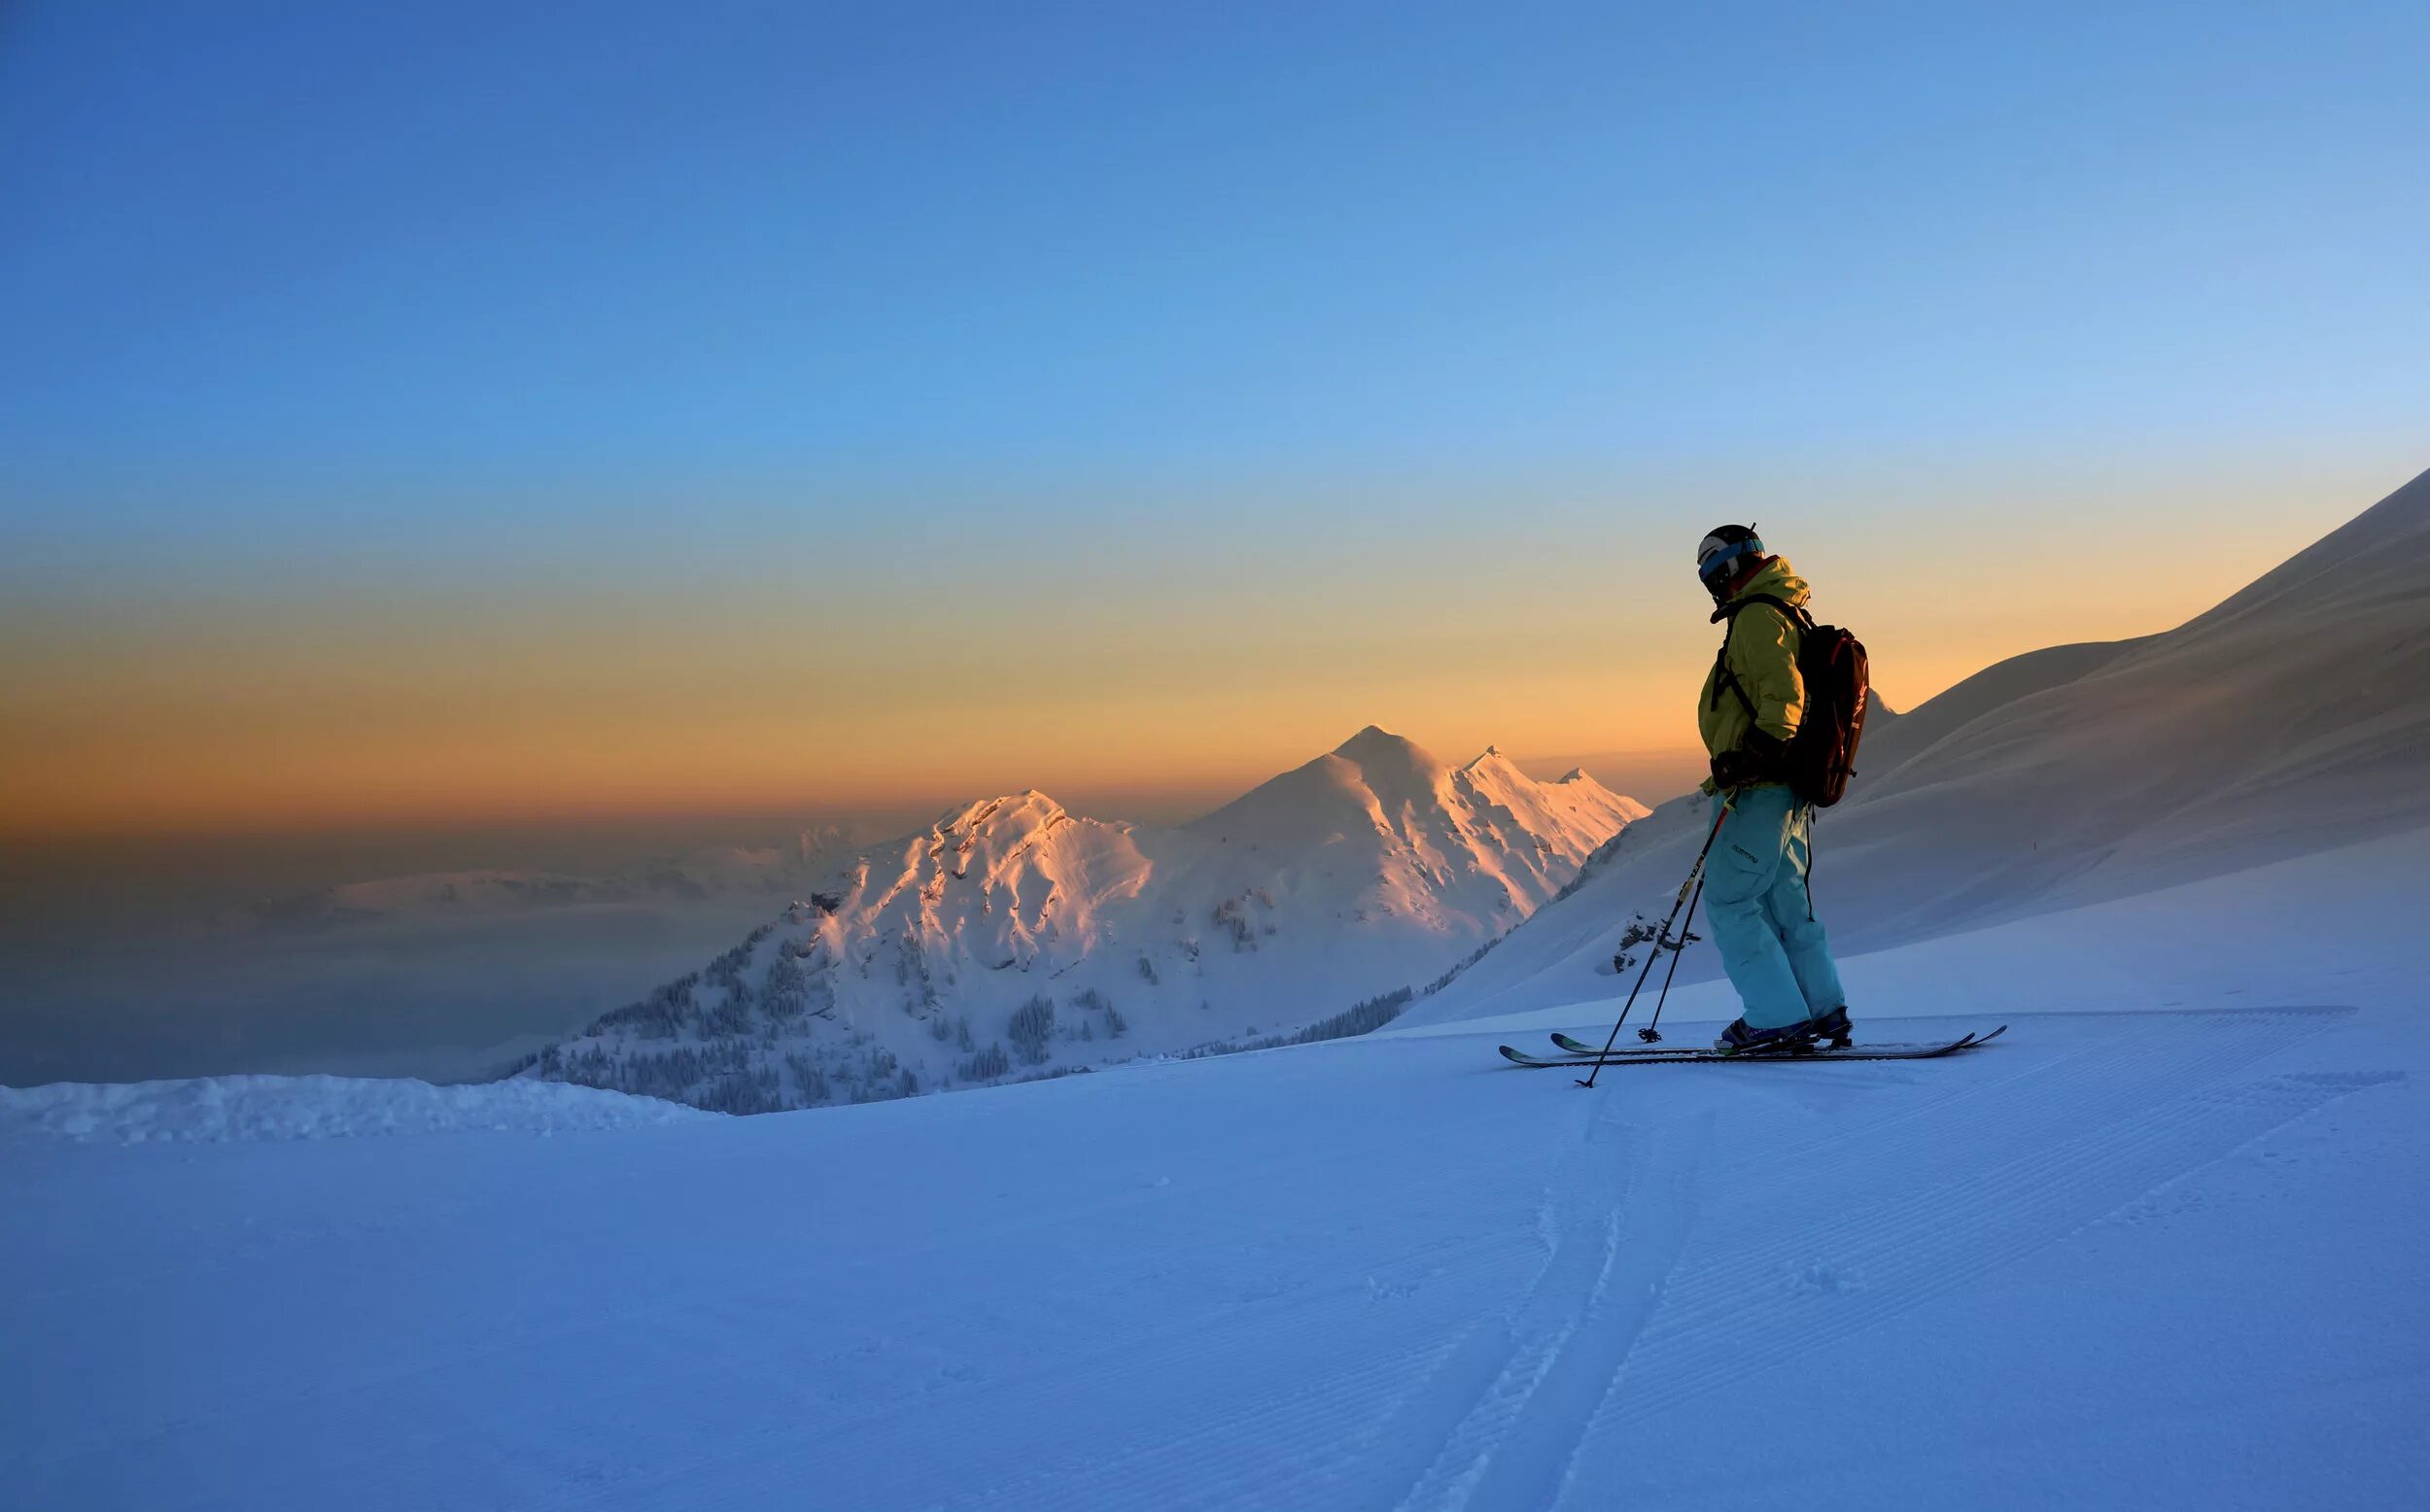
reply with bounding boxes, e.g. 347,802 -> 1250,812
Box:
1711,555 -> 1812,621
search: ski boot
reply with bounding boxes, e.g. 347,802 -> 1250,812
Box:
1808,1005 -> 1855,1050
1713,1016 -> 1822,1055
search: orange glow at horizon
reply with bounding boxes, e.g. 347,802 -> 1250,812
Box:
2,466 -> 2393,840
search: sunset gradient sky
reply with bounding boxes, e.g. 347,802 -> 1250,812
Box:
5,1 -> 2425,838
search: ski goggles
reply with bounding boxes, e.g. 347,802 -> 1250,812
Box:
1696,533 -> 1765,587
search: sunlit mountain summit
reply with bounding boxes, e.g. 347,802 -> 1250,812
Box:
517,728 -> 1646,1110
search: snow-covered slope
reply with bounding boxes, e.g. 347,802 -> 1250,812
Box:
1840,464 -> 2430,929
1405,466 -> 2430,1029
0,1075 -> 714,1146
10,839 -> 2424,1509
519,729 -> 1645,1111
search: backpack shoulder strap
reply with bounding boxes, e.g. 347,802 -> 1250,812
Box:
1709,594 -> 1812,719
1727,593 -> 1815,632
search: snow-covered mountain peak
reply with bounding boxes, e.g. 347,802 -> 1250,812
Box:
1325,724 -> 1445,793
1332,722 -> 1406,758
1192,727 -> 1438,851
1184,727 -> 1645,874
1461,744 -> 1522,778
929,791 -> 1071,841
527,729 -> 1648,1113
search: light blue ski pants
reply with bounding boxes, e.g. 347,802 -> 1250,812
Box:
1704,784 -> 1846,1030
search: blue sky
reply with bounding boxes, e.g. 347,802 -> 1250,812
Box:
6,3 -> 2422,499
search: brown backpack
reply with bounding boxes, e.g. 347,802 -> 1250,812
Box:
1713,595 -> 1871,808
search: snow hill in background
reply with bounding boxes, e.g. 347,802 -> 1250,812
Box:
517,729 -> 1645,1111
1405,466 -> 2430,1029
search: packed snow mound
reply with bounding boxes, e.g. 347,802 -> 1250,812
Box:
0,1075 -> 717,1146
521,729 -> 1645,1114
1406,466 -> 2430,1028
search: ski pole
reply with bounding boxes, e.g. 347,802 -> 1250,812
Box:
1635,868 -> 1706,1046
1577,797 -> 1731,1089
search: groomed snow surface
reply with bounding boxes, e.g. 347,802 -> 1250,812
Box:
0,1074 -> 716,1147
6,832 -> 2426,1509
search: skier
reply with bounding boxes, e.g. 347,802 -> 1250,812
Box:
1693,525 -> 1853,1053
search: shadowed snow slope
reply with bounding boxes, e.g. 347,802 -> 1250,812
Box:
521,729 -> 1645,1111
7,838 -> 2424,1508
0,1075 -> 714,1146
1403,466 -> 2430,1029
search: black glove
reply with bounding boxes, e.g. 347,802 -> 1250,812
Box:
1710,728 -> 1788,791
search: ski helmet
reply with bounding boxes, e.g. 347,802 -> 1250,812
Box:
1695,524 -> 1765,600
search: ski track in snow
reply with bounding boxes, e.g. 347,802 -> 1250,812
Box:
1587,1013 -> 2364,1425
4,1004 -> 2425,1510
1381,1095 -> 1705,1512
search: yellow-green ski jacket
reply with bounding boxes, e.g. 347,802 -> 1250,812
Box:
1697,557 -> 1811,789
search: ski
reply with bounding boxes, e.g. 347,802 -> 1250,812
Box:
1499,1039 -> 1968,1068
1547,1027 -> 2001,1058
1499,1025 -> 2004,1070
1535,1033 -> 1836,1061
